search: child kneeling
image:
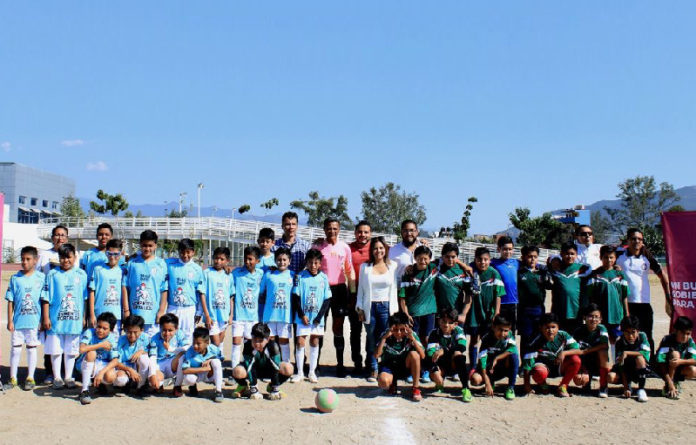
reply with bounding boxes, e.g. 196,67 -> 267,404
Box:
77,312 -> 119,404
656,316 -> 696,400
607,315 -> 651,402
174,326 -> 224,402
470,315 -> 519,401
427,308 -> 470,402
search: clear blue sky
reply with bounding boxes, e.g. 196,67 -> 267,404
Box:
2,2 -> 695,234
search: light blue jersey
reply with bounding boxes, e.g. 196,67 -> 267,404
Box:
90,264 -> 123,320
258,254 -> 276,273
80,247 -> 125,284
148,330 -> 190,361
41,267 -> 88,335
181,343 -> 222,370
5,270 -> 45,330
204,268 -> 233,323
122,256 -> 167,324
77,328 -> 118,368
115,332 -> 150,368
166,259 -> 204,308
231,267 -> 265,322
262,269 -> 295,323
293,270 -> 332,327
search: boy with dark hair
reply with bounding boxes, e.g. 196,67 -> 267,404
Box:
587,245 -> 630,343
491,236 -> 520,334
257,227 -> 277,272
149,313 -> 190,392
572,303 -> 611,397
77,311 -> 119,404
81,222 -> 124,279
471,315 -> 519,400
230,246 -> 265,368
88,239 -> 124,332
607,315 -> 651,402
549,242 -> 590,334
175,327 -> 224,402
110,314 -> 151,394
656,316 -> 696,399
399,245 -> 438,355
204,247 -> 233,349
426,308 -> 470,401
517,245 -> 550,349
261,247 -> 295,361
231,322 -> 294,400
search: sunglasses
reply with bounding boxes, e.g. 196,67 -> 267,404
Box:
106,251 -> 121,257
579,232 -> 593,237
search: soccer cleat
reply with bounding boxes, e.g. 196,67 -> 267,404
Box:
308,373 -> 319,384
43,375 -> 54,386
213,391 -> 224,403
366,371 -> 377,383
461,388 -> 472,403
79,390 -> 92,405
434,384 -> 444,393
637,389 -> 648,403
411,387 -> 422,402
290,374 -> 304,383
5,378 -> 18,390
53,378 -> 65,390
505,387 -> 516,401
65,379 -> 77,389
557,385 -> 570,398
405,375 -> 414,384
420,371 -> 431,384
188,385 -> 199,397
268,390 -> 284,401
249,386 -> 263,400
24,378 -> 36,391
598,387 -> 609,398
172,386 -> 184,398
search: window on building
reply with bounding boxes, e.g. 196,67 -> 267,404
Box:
18,195 -> 26,204
17,208 -> 39,224
52,201 -> 59,209
43,200 -> 49,207
31,197 -> 38,206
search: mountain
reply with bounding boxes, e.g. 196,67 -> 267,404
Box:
585,185 -> 696,215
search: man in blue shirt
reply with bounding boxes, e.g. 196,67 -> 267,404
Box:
272,212 -> 311,274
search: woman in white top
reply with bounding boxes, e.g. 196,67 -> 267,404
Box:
356,237 -> 399,381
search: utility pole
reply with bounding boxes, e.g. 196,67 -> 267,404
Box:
197,183 -> 204,219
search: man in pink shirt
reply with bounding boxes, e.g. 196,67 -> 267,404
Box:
348,220 -> 372,374
313,217 -> 354,377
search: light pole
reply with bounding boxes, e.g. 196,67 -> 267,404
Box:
212,205 -> 218,217
164,201 -> 168,217
197,183 -> 204,219
179,192 -> 187,215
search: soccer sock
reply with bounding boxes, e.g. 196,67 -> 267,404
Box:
10,346 -> 21,380
295,345 -> 306,376
309,345 -> 320,375
26,347 -> 37,380
280,343 -> 291,363
637,368 -> 647,389
137,355 -> 149,387
560,355 -> 581,387
469,346 -> 478,367
454,355 -> 468,388
599,367 -> 609,388
81,361 -> 95,391
174,361 -> 185,386
64,354 -> 76,382
51,354 -> 63,380
334,336 -> 345,367
148,356 -> 158,378
508,353 -> 520,389
231,344 -> 242,369
211,359 -> 223,392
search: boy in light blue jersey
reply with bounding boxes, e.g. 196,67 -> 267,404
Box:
147,313 -> 190,391
261,248 -> 295,361
257,228 -> 277,319
77,312 -> 119,404
5,246 -> 44,390
174,327 -> 224,402
80,223 -> 125,281
108,315 -> 150,394
88,239 -> 124,332
230,246 -> 265,368
122,230 -> 167,337
204,247 -> 233,349
160,238 -> 211,340
290,249 -> 332,383
40,243 -> 88,390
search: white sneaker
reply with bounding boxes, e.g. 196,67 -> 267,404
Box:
290,374 -> 304,383
637,389 -> 648,403
598,388 -> 608,398
308,373 -> 318,383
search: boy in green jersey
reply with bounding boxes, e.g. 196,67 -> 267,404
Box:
375,312 -> 426,401
572,303 -> 611,397
462,247 -> 504,367
586,245 -> 630,342
656,316 -> 696,399
607,315 -> 651,402
549,242 -> 591,334
426,308 -> 470,401
434,243 -> 471,314
517,245 -> 551,349
470,315 -> 519,400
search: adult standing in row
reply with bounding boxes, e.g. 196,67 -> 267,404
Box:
574,224 -> 602,270
389,220 -> 427,282
348,220 -> 372,373
272,211 -> 311,273
616,227 -> 672,356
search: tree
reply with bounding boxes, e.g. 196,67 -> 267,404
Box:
452,197 -> 478,243
238,204 -> 251,215
605,176 -> 679,233
168,209 -> 188,218
291,191 -> 351,228
359,183 -> 426,235
60,195 -> 85,218
261,198 -> 279,213
89,189 -> 129,216
590,210 -> 612,244
123,210 -> 134,218
508,207 -> 573,249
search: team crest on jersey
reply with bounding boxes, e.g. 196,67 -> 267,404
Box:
213,288 -> 226,309
20,293 -> 37,316
105,285 -> 119,306
273,288 -> 287,309
305,289 -> 317,314
58,293 -> 79,321
134,283 -> 152,310
151,267 -> 158,276
173,287 -> 187,305
242,288 -> 255,309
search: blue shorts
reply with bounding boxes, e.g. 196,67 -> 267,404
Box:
379,361 -> 409,379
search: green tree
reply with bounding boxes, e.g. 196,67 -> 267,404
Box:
359,183 -> 426,235
590,210 -> 612,244
123,210 -> 134,218
89,189 -> 129,216
452,196 -> 478,243
261,198 -> 279,213
136,210 -> 143,218
238,204 -> 251,215
509,207 -> 573,249
60,194 -> 85,218
291,191 -> 351,228
168,209 -> 188,218
605,176 -> 679,233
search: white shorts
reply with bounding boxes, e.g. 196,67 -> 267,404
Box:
231,320 -> 256,339
144,323 -> 160,338
44,333 -> 80,356
296,324 -> 324,337
155,356 -> 177,379
267,322 -> 292,339
11,328 -> 41,347
209,321 -> 228,336
84,360 -> 109,377
169,305 -> 196,339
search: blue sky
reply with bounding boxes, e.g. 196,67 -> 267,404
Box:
2,2 -> 695,234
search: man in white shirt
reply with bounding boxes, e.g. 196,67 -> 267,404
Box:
388,220 -> 425,282
574,225 -> 602,270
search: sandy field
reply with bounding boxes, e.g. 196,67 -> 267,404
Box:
1,268 -> 694,445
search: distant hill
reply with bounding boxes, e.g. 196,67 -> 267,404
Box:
586,185 -> 696,215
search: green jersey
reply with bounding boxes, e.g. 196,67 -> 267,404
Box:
550,263 -> 589,321
381,333 -> 423,365
615,331 -> 650,365
467,267 -> 505,328
478,330 -> 518,371
518,265 -> 549,308
587,269 -> 629,325
656,334 -> 696,363
399,263 -> 438,317
425,326 -> 467,358
572,324 -> 609,350
434,264 -> 470,312
522,330 -> 579,371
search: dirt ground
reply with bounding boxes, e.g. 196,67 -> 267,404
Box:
1,269 -> 694,444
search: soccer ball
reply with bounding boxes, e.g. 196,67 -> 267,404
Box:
315,388 -> 339,413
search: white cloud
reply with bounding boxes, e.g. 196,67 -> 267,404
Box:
1,141 -> 11,152
61,139 -> 85,147
86,161 -> 108,171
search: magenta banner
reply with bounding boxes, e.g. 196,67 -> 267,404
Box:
661,211 -> 696,339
